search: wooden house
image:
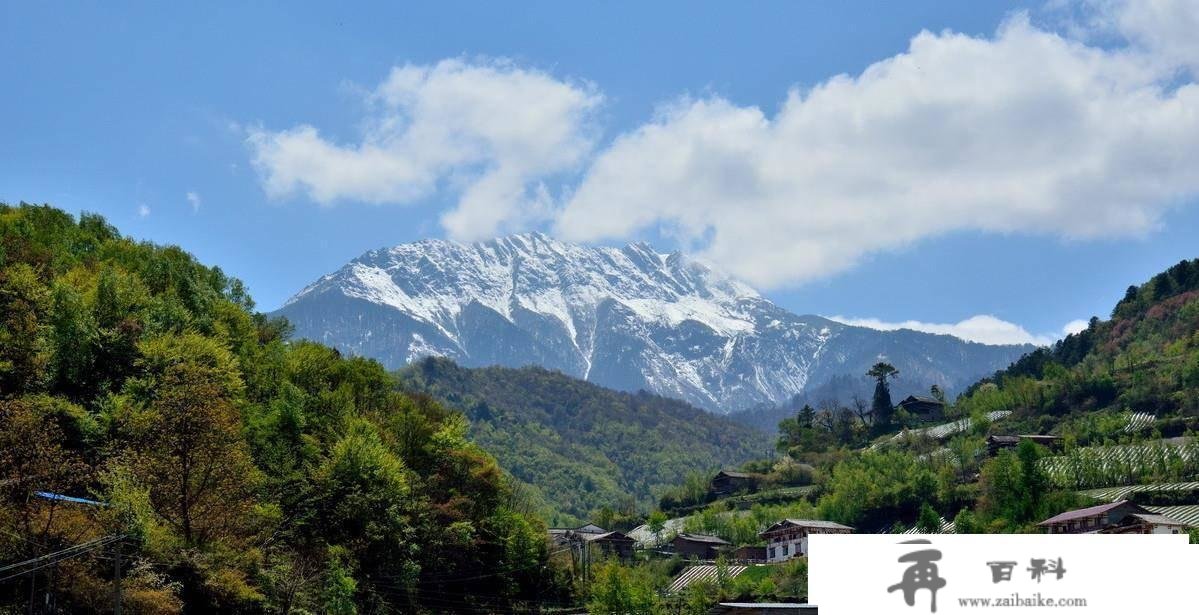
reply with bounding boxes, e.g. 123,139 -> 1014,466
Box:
673,533 -> 731,560
583,531 -> 636,560
710,470 -> 757,497
986,434 -> 1064,456
732,545 -> 767,563
895,395 -> 945,422
1037,500 -> 1149,534
548,523 -> 609,546
1101,512 -> 1189,535
759,519 -> 853,562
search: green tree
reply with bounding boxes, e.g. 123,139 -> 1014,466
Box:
917,502 -> 941,533
0,264 -> 51,394
979,450 -> 1022,528
120,334 -> 257,548
1016,440 -> 1047,522
797,403 -> 816,428
953,508 -> 981,534
587,560 -> 663,615
867,362 -> 899,433
647,509 -> 668,543
322,546 -> 358,615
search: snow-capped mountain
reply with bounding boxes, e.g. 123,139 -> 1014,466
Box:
274,232 -> 1031,412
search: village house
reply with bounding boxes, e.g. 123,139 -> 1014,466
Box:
548,523 -> 608,546
549,525 -> 636,560
1037,500 -> 1188,534
582,530 -> 636,560
1102,513 -> 1190,535
895,395 -> 945,422
986,434 -> 1064,456
710,470 -> 758,497
673,533 -> 731,560
732,545 -> 767,563
759,519 -> 853,562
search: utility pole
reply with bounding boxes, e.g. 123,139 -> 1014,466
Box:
112,538 -> 122,615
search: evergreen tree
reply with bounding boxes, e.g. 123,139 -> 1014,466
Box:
917,502 -> 941,533
1016,439 -> 1047,522
867,362 -> 899,433
797,403 -> 816,428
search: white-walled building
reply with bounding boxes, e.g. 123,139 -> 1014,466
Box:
759,519 -> 853,563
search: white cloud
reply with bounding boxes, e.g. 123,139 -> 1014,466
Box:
246,58 -> 601,240
186,191 -> 201,212
554,6 -> 1199,289
828,314 -> 1068,346
240,2 -> 1199,293
1061,318 -> 1090,336
1076,0 -> 1199,74
137,204 -> 151,218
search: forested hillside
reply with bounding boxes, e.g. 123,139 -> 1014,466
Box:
0,204 -> 571,613
398,358 -> 773,525
954,258 -> 1199,438
640,257 -> 1199,583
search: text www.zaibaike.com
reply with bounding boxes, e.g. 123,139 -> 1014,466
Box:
957,593 -> 1089,608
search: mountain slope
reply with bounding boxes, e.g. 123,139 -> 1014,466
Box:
954,258 -> 1199,436
276,232 -> 1031,412
0,204 -> 568,612
398,357 -> 772,524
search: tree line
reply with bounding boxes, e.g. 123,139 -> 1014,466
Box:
0,203 -> 571,613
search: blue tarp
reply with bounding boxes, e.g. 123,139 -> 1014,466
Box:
35,491 -> 106,506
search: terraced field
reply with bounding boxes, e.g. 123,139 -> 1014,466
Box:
1144,505 -> 1199,526
1078,481 -> 1199,502
898,517 -> 956,535
1124,412 -> 1157,433
872,410 -> 1011,449
1039,438 -> 1199,489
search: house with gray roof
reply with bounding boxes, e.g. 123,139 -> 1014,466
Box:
673,532 -> 732,560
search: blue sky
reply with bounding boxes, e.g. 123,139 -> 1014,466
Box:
3,1 -> 1198,345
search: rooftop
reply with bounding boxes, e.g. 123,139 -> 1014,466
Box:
583,530 -> 634,542
1127,513 -> 1186,526
1037,500 -> 1138,526
762,518 -> 854,534
676,532 -> 731,545
899,395 -> 944,405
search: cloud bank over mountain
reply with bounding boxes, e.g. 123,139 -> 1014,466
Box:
246,58 -> 601,239
826,314 -> 1090,346
247,0 -> 1199,291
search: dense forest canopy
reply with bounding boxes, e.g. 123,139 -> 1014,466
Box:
0,203 -> 571,613
397,358 -> 772,526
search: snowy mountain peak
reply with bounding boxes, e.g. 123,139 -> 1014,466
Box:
276,234 -> 1030,413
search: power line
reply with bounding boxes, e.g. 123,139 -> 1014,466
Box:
0,535 -> 122,585
0,535 -> 121,575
